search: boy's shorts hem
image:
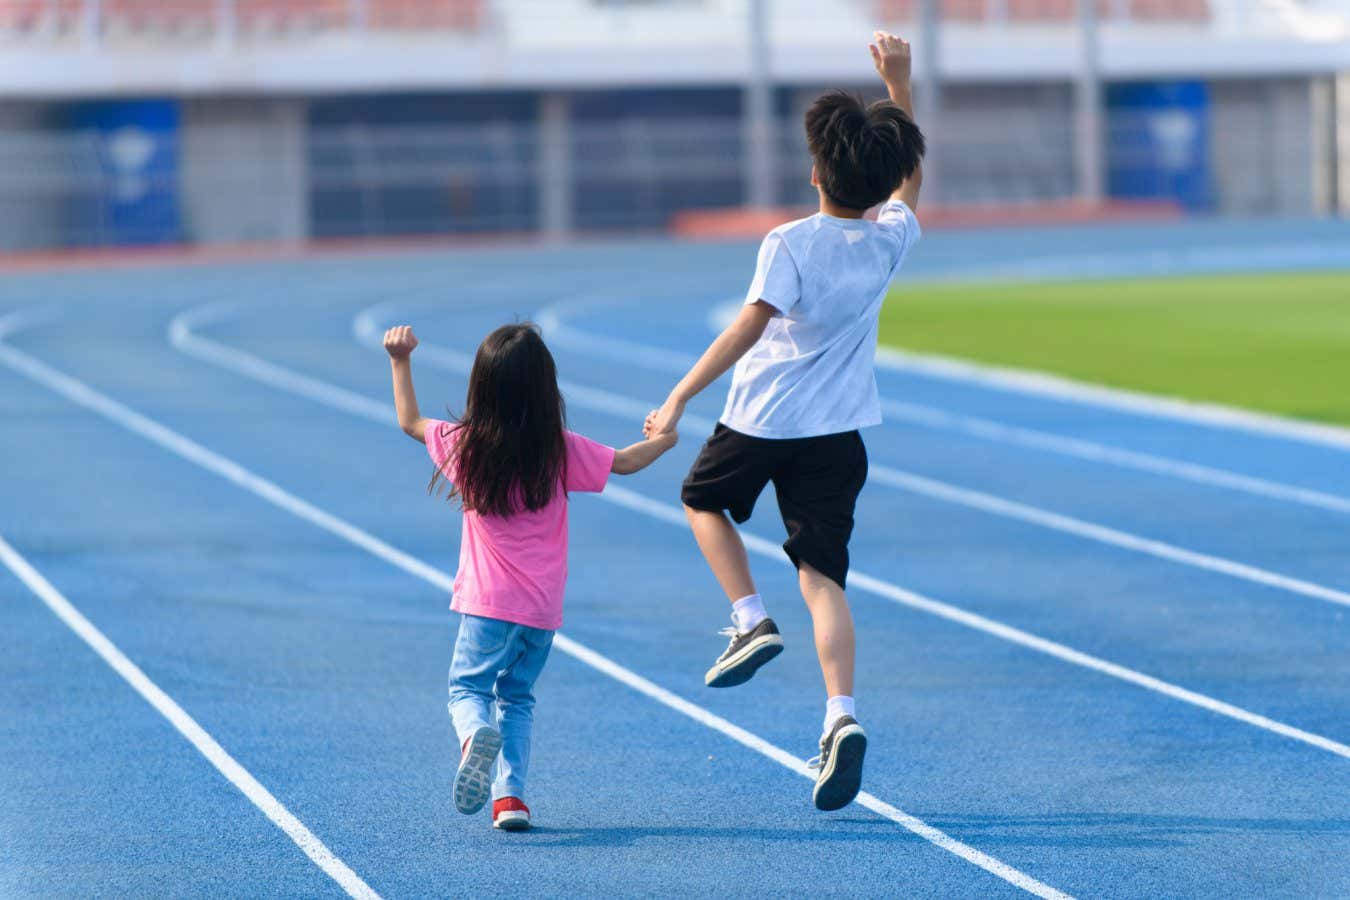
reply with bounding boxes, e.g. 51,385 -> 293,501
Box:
681,491 -> 756,525
782,539 -> 848,591
680,423 -> 868,589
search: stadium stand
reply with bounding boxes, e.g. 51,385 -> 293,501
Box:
0,0 -> 484,36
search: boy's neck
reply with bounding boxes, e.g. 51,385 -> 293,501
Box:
817,195 -> 867,220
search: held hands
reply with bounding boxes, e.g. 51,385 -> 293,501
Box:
649,428 -> 679,452
869,30 -> 911,90
383,325 -> 419,360
643,396 -> 686,442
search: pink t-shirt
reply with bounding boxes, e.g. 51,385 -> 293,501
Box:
425,420 -> 615,631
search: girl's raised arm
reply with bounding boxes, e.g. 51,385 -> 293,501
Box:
384,325 -> 429,443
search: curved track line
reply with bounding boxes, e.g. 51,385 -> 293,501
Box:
702,291 -> 1350,453
540,293 -> 1350,515
170,299 -> 1350,765
397,300 -> 1350,610
155,304 -> 1063,895
873,344 -> 1350,453
349,301 -> 1350,759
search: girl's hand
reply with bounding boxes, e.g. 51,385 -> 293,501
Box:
644,396 -> 685,438
383,325 -> 419,360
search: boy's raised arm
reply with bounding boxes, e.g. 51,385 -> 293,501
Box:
384,325 -> 429,443
870,31 -> 923,210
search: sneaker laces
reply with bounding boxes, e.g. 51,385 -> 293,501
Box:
805,735 -> 830,771
718,612 -> 744,644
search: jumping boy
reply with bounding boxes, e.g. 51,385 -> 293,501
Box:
643,32 -> 925,811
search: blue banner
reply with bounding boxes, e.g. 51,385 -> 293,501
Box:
69,99 -> 183,246
1107,81 -> 1213,212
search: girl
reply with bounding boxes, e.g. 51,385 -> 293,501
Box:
384,322 -> 676,831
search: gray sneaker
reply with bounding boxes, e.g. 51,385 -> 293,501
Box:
453,725 -> 502,815
809,715 -> 867,811
704,617 -> 784,688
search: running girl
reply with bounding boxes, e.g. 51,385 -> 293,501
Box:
384,322 -> 676,831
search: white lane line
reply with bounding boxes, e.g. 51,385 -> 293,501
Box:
597,483 -> 1350,762
872,344 -> 1350,453
0,306 -> 60,339
537,297 -> 702,373
402,302 -> 1350,611
545,294 -> 1350,513
877,398 -> 1350,517
205,299 -> 1350,763
704,253 -> 1350,452
172,303 -> 398,423
0,535 -> 382,900
559,636 -> 1063,896
0,322 -> 1068,900
706,243 -> 1350,294
868,468 -> 1350,610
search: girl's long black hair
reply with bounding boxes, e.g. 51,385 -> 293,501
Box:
431,323 -> 567,517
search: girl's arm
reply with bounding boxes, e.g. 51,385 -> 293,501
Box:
612,430 -> 679,475
644,301 -> 775,437
384,325 -> 430,443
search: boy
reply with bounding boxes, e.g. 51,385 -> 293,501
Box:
643,32 -> 925,811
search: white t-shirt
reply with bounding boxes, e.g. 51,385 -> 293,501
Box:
720,200 -> 922,439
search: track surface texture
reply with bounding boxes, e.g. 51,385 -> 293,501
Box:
3,217 -> 1350,899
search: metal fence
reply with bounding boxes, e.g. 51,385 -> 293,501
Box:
0,79 -> 1332,250
0,0 -> 1343,249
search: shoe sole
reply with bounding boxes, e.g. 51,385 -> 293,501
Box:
494,813 -> 531,831
813,725 -> 867,812
454,726 -> 502,815
705,634 -> 784,688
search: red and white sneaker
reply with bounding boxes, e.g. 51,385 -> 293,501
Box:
453,726 -> 501,816
492,797 -> 531,831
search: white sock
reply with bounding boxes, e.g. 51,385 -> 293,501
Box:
823,695 -> 855,735
731,593 -> 767,633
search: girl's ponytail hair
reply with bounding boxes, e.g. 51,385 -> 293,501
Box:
433,323 -> 567,517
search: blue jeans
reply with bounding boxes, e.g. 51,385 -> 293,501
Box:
447,613 -> 555,801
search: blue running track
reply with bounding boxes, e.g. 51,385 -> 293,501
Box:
3,217 -> 1350,898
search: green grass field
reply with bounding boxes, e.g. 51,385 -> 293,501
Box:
879,271 -> 1350,426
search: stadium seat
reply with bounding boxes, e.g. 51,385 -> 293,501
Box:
235,0 -> 346,34
0,0 -> 485,37
0,0 -> 83,33
102,0 -> 215,36
876,0 -> 1208,22
366,0 -> 482,30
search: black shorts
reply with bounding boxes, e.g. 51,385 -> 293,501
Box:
680,423 -> 869,589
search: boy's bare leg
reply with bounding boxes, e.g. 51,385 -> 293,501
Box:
800,560 -> 864,813
798,562 -> 855,698
685,506 -> 758,602
690,505 -> 785,688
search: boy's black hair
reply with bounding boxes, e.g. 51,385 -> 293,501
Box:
804,90 -> 925,211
